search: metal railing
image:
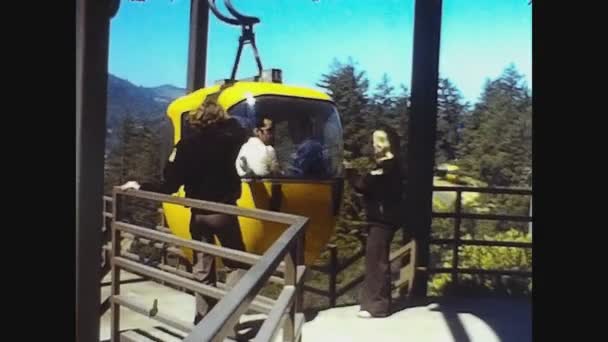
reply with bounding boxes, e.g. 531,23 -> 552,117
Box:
110,187 -> 309,342
299,186 -> 532,303
100,196 -> 171,316
103,196 -> 411,314
303,230 -> 416,308
103,184 -> 533,339
428,186 -> 533,286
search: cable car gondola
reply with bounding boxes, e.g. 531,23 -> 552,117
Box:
162,0 -> 344,265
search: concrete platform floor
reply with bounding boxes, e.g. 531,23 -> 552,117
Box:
100,272 -> 531,342
302,298 -> 531,342
100,271 -> 195,341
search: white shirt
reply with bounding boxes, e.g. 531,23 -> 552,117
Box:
235,137 -> 279,177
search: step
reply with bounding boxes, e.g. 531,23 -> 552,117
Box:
147,326 -> 186,341
119,326 -> 185,342
119,330 -> 154,342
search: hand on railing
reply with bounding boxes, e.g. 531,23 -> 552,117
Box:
120,181 -> 141,191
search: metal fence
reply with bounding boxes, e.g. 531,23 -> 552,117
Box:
293,186 -> 532,303
428,186 -> 532,285
109,188 -> 308,342
101,185 -> 532,340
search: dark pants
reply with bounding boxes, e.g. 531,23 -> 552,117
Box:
190,210 -> 247,323
359,224 -> 396,317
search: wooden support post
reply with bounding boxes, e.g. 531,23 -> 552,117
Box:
406,0 -> 443,297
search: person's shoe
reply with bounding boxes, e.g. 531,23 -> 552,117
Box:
357,310 -> 373,318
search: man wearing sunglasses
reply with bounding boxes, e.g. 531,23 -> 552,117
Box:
236,115 -> 280,177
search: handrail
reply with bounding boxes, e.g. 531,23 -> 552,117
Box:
105,184 -> 533,331
115,221 -> 285,272
429,186 -> 533,287
430,238 -> 532,248
302,185 -> 533,305
432,212 -> 531,222
120,189 -> 299,225
184,218 -> 306,342
110,187 -> 308,342
432,186 -> 532,195
253,286 -> 295,342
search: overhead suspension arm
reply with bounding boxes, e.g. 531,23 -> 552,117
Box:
207,0 -> 263,80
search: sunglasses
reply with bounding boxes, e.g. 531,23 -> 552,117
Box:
259,127 -> 274,134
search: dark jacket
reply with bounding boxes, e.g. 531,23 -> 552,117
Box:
141,118 -> 248,205
349,158 -> 404,227
288,138 -> 329,177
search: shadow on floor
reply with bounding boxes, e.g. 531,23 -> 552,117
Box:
393,296 -> 531,342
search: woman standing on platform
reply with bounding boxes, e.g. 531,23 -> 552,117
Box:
344,125 -> 404,318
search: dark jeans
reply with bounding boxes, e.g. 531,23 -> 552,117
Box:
190,210 -> 247,323
359,224 -> 396,317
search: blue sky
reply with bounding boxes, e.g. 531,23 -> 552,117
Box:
108,0 -> 532,104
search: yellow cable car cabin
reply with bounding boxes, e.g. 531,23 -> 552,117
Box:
162,70 -> 344,265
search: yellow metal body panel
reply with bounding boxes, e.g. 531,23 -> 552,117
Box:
167,82 -> 332,144
163,180 -> 336,265
162,81 -> 339,265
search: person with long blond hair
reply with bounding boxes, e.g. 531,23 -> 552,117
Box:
120,98 -> 248,323
344,125 -> 405,318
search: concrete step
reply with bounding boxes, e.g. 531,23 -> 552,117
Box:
119,326 -> 185,342
119,330 -> 154,342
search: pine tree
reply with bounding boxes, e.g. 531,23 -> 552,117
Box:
317,59 -> 373,226
104,115 -> 162,226
436,78 -> 467,164
393,85 -> 410,167
317,58 -> 371,159
457,65 -> 531,187
370,75 -> 410,174
370,74 -> 396,127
